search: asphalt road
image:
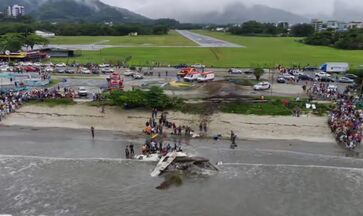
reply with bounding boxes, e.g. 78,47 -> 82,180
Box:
176,30 -> 244,48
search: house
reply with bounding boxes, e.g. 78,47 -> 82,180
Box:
348,21 -> 363,29
129,32 -> 138,36
35,30 -> 56,38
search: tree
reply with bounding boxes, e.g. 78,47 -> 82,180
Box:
24,33 -> 49,50
290,24 -> 315,37
253,68 -> 265,81
0,33 -> 25,52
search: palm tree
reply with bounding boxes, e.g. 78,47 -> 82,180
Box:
253,68 -> 265,81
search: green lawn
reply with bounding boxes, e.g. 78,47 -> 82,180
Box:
53,30 -> 363,68
49,30 -> 197,46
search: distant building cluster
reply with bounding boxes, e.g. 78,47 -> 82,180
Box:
6,4 -> 25,17
311,19 -> 363,32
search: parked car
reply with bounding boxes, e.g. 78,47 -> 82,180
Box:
298,74 -> 314,81
92,69 -> 100,74
124,70 -> 135,76
291,70 -> 303,76
282,73 -> 295,80
132,73 -> 144,79
277,76 -> 287,83
303,66 -> 319,71
101,67 -> 114,74
318,76 -> 335,82
191,63 -> 205,68
24,66 -> 39,72
80,68 -> 91,74
56,63 -> 66,67
338,77 -> 354,83
228,68 -> 242,74
315,71 -> 331,77
344,74 -> 358,80
253,82 -> 271,90
45,67 -> 54,73
99,64 -> 110,68
65,68 -> 75,74
174,64 -> 189,69
55,67 -> 66,73
78,87 -> 88,97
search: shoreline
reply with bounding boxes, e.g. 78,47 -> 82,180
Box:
1,104 -> 334,143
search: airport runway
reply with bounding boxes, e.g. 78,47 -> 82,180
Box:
176,30 -> 244,48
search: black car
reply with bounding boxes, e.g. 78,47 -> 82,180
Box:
319,76 -> 335,82
174,64 -> 189,69
277,76 -> 287,83
344,74 -> 358,80
298,74 -> 314,81
303,66 -> 319,71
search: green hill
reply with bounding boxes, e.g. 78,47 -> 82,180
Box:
0,0 -> 150,23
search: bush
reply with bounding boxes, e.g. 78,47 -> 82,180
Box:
108,87 -> 179,110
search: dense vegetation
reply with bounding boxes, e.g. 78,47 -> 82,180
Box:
304,29 -> 363,50
108,87 -> 183,110
0,21 -> 170,36
228,21 -> 288,36
228,21 -> 314,37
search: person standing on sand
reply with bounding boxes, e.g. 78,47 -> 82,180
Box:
199,122 -> 203,132
129,144 -> 135,158
125,145 -> 130,159
91,126 -> 95,139
203,121 -> 208,133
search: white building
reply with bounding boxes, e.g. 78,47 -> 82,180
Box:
348,21 -> 363,29
7,4 -> 25,17
35,30 -> 56,38
327,21 -> 339,30
311,19 -> 324,32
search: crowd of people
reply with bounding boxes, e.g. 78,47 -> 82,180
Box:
306,82 -> 339,101
328,89 -> 362,150
0,87 -> 75,122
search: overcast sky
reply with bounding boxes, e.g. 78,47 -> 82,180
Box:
101,0 -> 363,19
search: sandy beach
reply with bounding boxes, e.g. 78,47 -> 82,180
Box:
1,104 -> 333,143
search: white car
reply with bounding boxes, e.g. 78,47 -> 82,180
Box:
33,62 -> 42,67
228,68 -> 243,74
191,63 -> 205,68
20,62 -> 33,66
99,64 -> 110,68
124,70 -> 135,76
80,68 -> 91,74
315,71 -> 331,77
253,82 -> 271,91
45,67 -> 54,73
0,65 -> 12,72
282,73 -> 295,80
56,63 -> 67,67
78,87 -> 88,97
292,70 -> 303,76
132,73 -> 144,79
101,67 -> 114,74
43,62 -> 54,67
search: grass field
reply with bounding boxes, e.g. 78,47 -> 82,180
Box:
53,30 -> 363,68
49,30 -> 197,46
